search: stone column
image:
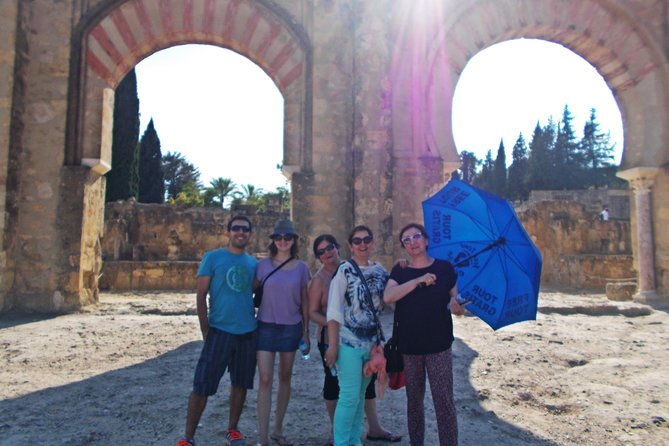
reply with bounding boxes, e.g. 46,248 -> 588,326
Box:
617,167 -> 660,302
0,0 -> 19,311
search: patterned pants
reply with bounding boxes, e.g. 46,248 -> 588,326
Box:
403,349 -> 457,446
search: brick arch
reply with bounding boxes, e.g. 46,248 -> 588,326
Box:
67,0 -> 311,179
425,0 -> 669,169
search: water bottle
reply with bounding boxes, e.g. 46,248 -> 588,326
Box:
448,293 -> 470,311
323,343 -> 337,376
298,339 -> 310,360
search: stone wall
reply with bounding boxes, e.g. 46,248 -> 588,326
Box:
100,200 -> 290,291
99,261 -> 199,292
101,193 -> 633,292
519,199 -> 633,290
3,0 -> 667,311
102,200 -> 290,261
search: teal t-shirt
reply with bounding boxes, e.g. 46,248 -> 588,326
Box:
197,248 -> 258,334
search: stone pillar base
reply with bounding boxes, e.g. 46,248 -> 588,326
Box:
633,290 -> 664,304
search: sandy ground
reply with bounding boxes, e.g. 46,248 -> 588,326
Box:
1,290 -> 668,446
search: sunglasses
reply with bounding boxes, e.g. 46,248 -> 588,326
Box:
272,234 -> 295,242
316,243 -> 336,257
401,232 -> 425,245
351,235 -> 373,245
230,225 -> 251,233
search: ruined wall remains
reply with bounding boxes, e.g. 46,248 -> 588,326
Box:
101,193 -> 633,292
520,200 -> 632,290
102,200 -> 289,262
1,0 -> 668,311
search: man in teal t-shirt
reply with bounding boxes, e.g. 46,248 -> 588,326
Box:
177,216 -> 258,446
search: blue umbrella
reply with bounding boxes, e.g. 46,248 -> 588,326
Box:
422,178 -> 542,330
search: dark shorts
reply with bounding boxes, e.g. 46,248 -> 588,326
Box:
318,327 -> 376,401
257,320 -> 303,352
192,326 -> 258,396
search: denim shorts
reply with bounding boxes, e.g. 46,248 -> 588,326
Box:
192,326 -> 258,395
257,320 -> 303,352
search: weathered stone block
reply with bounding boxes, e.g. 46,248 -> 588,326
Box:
606,282 -> 637,301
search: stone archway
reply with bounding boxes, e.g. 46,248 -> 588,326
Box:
67,0 -> 311,179
2,0 -> 668,312
59,0 -> 312,310
416,0 -> 669,301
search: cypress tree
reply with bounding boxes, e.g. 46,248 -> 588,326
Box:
105,69 -> 140,202
526,121 -> 555,190
554,105 -> 580,188
507,133 -> 529,201
138,119 -> 165,203
492,139 -> 507,197
474,150 -> 495,192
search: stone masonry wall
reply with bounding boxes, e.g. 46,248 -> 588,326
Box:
100,200 -> 289,291
101,192 -> 632,292
519,199 -> 633,290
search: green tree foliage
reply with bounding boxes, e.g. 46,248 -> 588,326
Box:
234,184 -> 264,207
474,150 -> 495,192
105,68 -> 140,202
554,105 -> 580,188
578,108 -> 620,188
457,151 -> 479,184
172,180 -> 204,207
460,105 -> 621,200
526,120 -> 556,191
138,119 -> 165,203
205,177 -> 237,208
581,108 -> 614,169
507,133 -> 529,201
492,139 -> 507,196
162,152 -> 201,200
258,186 -> 291,211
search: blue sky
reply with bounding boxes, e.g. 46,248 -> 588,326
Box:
136,39 -> 623,192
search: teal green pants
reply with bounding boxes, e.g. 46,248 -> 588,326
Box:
333,344 -> 372,446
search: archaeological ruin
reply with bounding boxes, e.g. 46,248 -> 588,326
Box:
1,0 -> 668,312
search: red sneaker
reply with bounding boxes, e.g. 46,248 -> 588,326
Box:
226,428 -> 246,446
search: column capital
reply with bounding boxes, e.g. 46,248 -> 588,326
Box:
616,167 -> 660,191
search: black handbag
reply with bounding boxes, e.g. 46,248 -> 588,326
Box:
384,320 -> 403,373
253,256 -> 293,308
384,318 -> 405,389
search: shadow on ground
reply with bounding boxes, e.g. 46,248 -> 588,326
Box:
0,333 -> 559,446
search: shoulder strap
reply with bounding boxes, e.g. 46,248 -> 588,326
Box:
348,259 -> 385,344
261,256 -> 294,287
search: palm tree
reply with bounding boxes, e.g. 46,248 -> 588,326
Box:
207,177 -> 237,208
237,184 -> 264,206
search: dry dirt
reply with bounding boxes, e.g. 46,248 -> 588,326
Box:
1,291 -> 668,445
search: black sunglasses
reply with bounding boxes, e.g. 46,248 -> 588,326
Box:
230,225 -> 251,233
272,234 -> 295,242
316,243 -> 336,256
351,235 -> 373,245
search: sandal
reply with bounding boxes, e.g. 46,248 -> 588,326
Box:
366,431 -> 402,442
270,433 -> 293,446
